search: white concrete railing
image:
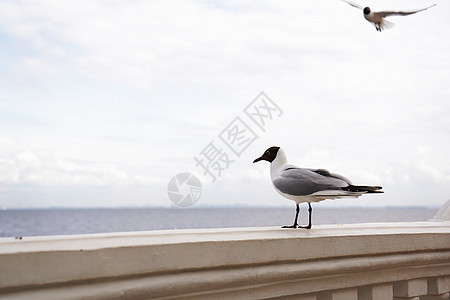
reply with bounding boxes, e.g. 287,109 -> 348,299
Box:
0,222 -> 449,300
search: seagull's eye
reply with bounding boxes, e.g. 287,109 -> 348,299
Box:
265,151 -> 270,155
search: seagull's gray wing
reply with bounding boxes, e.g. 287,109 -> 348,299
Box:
376,4 -> 436,18
308,168 -> 352,185
341,0 -> 363,10
273,167 -> 349,197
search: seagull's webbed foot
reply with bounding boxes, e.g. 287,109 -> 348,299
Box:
282,224 -> 298,229
298,224 -> 312,229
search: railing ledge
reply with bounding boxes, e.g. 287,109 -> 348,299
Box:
1,221 -> 449,299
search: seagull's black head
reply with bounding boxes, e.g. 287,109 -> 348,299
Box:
253,146 -> 280,163
363,7 -> 371,15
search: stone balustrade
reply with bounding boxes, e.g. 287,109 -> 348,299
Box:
0,221 -> 449,299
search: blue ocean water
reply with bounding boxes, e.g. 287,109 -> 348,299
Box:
0,207 -> 438,238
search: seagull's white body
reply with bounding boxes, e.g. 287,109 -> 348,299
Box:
341,0 -> 436,31
363,10 -> 395,31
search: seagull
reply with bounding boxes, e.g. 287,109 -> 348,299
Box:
341,0 -> 436,31
253,146 -> 383,229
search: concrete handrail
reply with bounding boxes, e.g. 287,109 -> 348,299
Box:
1,222 -> 449,299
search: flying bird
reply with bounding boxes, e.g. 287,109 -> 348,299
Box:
341,0 -> 436,31
253,146 -> 383,229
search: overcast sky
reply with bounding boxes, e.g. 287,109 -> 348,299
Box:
0,0 -> 449,209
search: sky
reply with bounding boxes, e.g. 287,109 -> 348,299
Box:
0,0 -> 449,209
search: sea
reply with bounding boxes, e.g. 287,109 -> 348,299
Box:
0,207 -> 439,238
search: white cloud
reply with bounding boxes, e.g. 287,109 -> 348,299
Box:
0,141 -> 160,188
15,57 -> 62,77
0,0 -> 449,208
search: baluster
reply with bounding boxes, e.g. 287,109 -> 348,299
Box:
393,279 -> 427,299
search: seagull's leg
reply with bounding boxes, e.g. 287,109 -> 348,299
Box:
299,202 -> 312,229
282,203 -> 299,228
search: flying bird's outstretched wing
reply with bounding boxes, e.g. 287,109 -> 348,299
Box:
341,0 -> 363,10
376,4 -> 436,18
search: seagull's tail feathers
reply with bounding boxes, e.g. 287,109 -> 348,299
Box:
343,185 -> 384,194
380,19 -> 395,31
